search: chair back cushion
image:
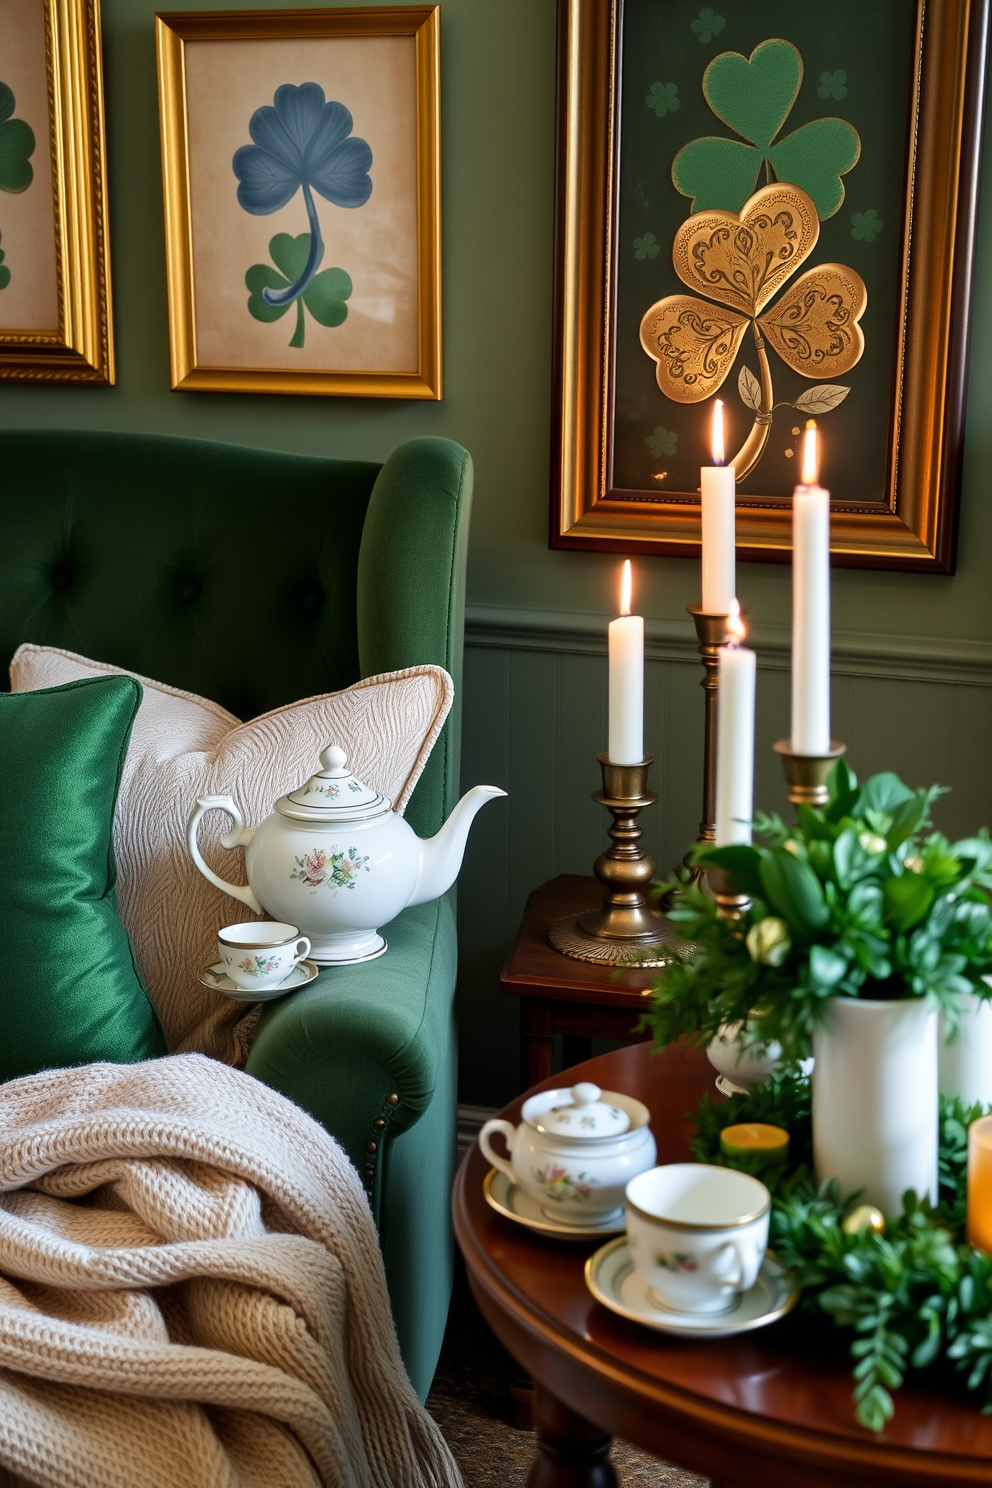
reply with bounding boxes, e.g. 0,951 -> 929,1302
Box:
0,428 -> 380,720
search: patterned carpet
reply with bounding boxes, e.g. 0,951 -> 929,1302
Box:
426,1266 -> 708,1487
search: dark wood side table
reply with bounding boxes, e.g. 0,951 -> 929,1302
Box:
500,874 -> 658,1088
454,1040 -> 992,1488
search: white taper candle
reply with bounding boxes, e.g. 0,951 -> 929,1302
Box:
715,600 -> 756,846
701,399 -> 736,615
791,421 -> 831,755
608,560 -> 644,765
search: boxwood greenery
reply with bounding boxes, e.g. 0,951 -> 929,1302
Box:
644,761 -> 992,1069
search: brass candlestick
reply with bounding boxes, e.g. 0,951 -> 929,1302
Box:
687,606 -> 730,845
774,740 -> 847,808
550,754 -> 678,966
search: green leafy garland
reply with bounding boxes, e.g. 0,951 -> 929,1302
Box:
694,1077 -> 992,1431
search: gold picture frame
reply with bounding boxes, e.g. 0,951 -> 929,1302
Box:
551,0 -> 989,572
0,0 -> 113,383
156,6 -> 441,399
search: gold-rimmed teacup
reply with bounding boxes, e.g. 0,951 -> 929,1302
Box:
218,921 -> 311,991
624,1164 -> 770,1314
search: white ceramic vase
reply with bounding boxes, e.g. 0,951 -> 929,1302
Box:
939,993 -> 992,1107
812,997 -> 938,1215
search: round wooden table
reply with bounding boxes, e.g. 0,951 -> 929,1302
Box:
452,1040 -> 992,1488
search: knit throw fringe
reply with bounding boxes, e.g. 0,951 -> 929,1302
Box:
0,1054 -> 463,1488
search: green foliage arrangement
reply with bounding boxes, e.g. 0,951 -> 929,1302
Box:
693,1077 -> 992,1431
645,763 -> 992,1068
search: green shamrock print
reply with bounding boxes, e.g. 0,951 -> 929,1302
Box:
818,69 -> 848,101
0,83 -> 34,195
647,426 -> 678,458
672,39 -> 861,220
851,208 -> 883,243
691,8 -> 725,44
646,82 -> 680,118
246,233 -> 352,348
0,81 -> 36,293
634,233 -> 661,261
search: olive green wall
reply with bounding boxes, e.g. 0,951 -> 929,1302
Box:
3,0 -> 992,1106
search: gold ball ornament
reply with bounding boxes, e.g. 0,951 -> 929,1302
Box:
842,1204 -> 886,1236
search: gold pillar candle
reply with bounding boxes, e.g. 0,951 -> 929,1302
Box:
967,1115 -> 992,1252
719,1123 -> 790,1171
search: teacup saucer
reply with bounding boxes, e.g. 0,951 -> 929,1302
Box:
483,1168 -> 626,1240
197,959 -> 319,1003
585,1237 -> 798,1337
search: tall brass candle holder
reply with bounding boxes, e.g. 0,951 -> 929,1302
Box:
687,605 -> 731,848
549,754 -> 677,966
774,739 -> 847,808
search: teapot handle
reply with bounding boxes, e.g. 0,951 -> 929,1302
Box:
186,796 -> 264,915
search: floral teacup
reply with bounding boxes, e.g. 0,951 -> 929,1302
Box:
625,1164 -> 770,1314
479,1082 -> 656,1225
218,921 -> 311,991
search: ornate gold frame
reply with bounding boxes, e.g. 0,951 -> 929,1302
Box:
0,0 -> 113,383
551,0 -> 989,572
156,6 -> 441,399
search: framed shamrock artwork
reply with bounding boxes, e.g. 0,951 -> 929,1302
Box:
156,7 -> 440,398
0,0 -> 113,383
551,0 -> 989,571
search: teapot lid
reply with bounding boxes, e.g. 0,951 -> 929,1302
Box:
278,746 -> 391,822
529,1083 -> 630,1138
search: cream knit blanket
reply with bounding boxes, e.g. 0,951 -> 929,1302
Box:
0,1055 -> 463,1488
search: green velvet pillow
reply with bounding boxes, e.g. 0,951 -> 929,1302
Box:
0,675 -> 167,1078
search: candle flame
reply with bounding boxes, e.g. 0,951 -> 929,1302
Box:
726,597 -> 745,646
620,559 -> 632,617
800,419 -> 819,486
711,399 -> 725,466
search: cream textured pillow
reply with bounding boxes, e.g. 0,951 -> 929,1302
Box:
10,645 -> 453,1066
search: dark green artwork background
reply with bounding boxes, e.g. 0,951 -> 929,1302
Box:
614,0 -> 916,505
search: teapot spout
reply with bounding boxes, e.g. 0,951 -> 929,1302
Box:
407,785 -> 507,908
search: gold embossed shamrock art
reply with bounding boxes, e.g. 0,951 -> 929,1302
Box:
639,40 -> 867,482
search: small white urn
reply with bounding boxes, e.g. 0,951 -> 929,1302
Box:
812,996 -> 938,1215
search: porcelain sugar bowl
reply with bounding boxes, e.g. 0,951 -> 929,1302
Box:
186,745 -> 505,965
479,1082 -> 656,1225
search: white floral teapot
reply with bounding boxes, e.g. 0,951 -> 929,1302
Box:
186,745 -> 505,964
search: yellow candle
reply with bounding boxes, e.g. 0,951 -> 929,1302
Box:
719,1123 -> 789,1170
968,1116 -> 992,1251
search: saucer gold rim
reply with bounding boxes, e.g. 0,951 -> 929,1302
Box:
483,1168 -> 626,1241
197,959 -> 319,1001
584,1236 -> 799,1336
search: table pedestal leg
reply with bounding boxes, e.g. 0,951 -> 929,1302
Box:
527,1384 -> 618,1488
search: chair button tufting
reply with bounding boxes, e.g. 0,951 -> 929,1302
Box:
180,577 -> 201,602
301,590 -> 323,617
50,568 -> 72,591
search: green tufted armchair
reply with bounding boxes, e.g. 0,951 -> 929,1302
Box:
0,427 -> 472,1400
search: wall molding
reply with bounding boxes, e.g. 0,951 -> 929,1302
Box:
465,605 -> 992,687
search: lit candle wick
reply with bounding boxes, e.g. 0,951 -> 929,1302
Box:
620,558 -> 632,617
726,596 -> 745,647
800,419 -> 819,486
711,399 -> 725,467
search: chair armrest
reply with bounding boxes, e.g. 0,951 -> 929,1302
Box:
244,895 -> 457,1196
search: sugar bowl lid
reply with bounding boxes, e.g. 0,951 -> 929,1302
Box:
277,746 -> 391,821
530,1082 -> 630,1138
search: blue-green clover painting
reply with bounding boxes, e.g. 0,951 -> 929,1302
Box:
233,83 -> 372,348
0,81 -> 36,294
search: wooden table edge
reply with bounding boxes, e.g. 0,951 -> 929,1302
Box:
452,1155 -> 992,1487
